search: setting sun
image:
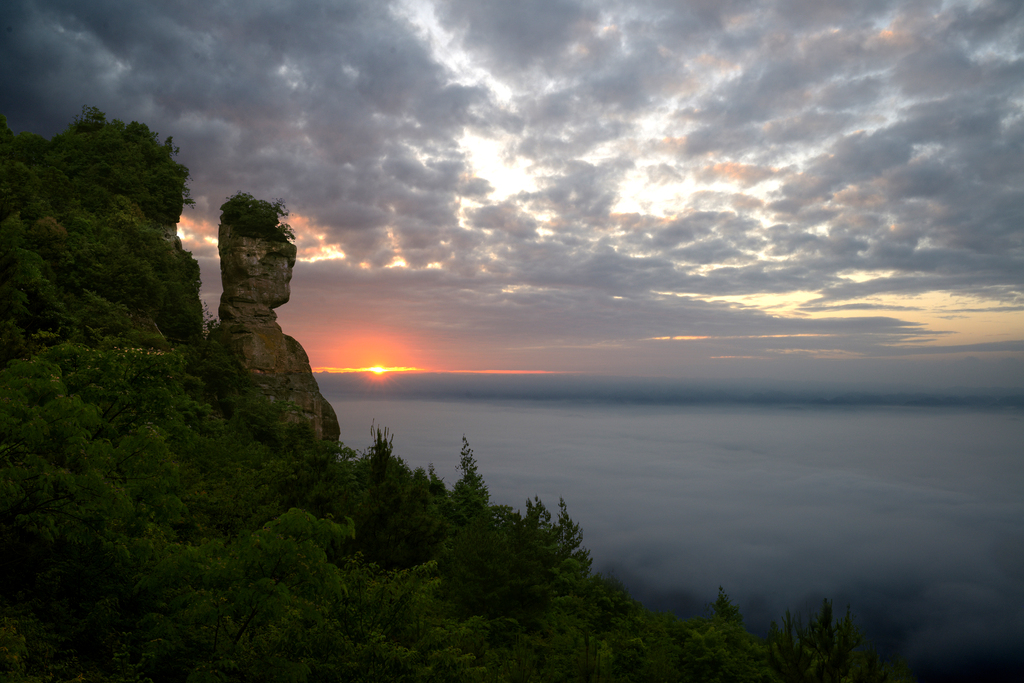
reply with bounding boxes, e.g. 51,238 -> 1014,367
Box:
303,331 -> 424,374
312,365 -> 422,374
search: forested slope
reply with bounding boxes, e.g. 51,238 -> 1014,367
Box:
0,109 -> 913,682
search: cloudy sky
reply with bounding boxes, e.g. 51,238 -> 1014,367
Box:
3,0 -> 1023,385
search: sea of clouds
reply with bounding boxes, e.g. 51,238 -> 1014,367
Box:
322,374 -> 1024,683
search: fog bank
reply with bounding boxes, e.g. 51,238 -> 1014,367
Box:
322,387 -> 1024,683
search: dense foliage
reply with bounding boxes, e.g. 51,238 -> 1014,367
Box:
0,111 -> 915,682
219,192 -> 294,243
0,107 -> 202,364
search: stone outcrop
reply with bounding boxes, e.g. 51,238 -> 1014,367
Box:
218,221 -> 341,441
160,222 -> 183,251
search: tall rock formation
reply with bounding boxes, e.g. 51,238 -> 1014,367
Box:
217,217 -> 341,441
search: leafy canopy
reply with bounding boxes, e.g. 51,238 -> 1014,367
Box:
0,107 -> 203,359
219,192 -> 294,242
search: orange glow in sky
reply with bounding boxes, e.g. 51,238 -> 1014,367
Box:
305,331 -> 424,372
315,365 -> 422,373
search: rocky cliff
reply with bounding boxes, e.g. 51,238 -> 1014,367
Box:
217,220 -> 341,441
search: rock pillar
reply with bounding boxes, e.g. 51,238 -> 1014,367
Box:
217,220 -> 340,441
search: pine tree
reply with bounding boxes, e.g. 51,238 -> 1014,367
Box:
448,435 -> 490,528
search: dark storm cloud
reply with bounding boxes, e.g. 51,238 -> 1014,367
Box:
1,0 -> 489,264
436,0 -> 597,74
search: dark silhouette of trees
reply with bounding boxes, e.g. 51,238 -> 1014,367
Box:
767,598 -> 913,683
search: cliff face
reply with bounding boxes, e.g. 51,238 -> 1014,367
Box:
218,221 -> 341,441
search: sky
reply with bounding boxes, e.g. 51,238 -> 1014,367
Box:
2,0 -> 1024,386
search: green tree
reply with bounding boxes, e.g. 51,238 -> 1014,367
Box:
0,107 -> 203,353
219,192 -> 294,242
0,347 -> 188,680
767,599 -> 901,683
448,435 -> 490,528
46,106 -> 193,225
444,501 -> 559,628
671,587 -> 773,683
139,509 -> 354,682
349,426 -> 447,570
554,496 -> 591,573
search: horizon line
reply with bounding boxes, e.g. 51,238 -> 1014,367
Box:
313,367 -> 576,375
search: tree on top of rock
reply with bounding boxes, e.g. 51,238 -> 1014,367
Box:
220,192 -> 294,242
